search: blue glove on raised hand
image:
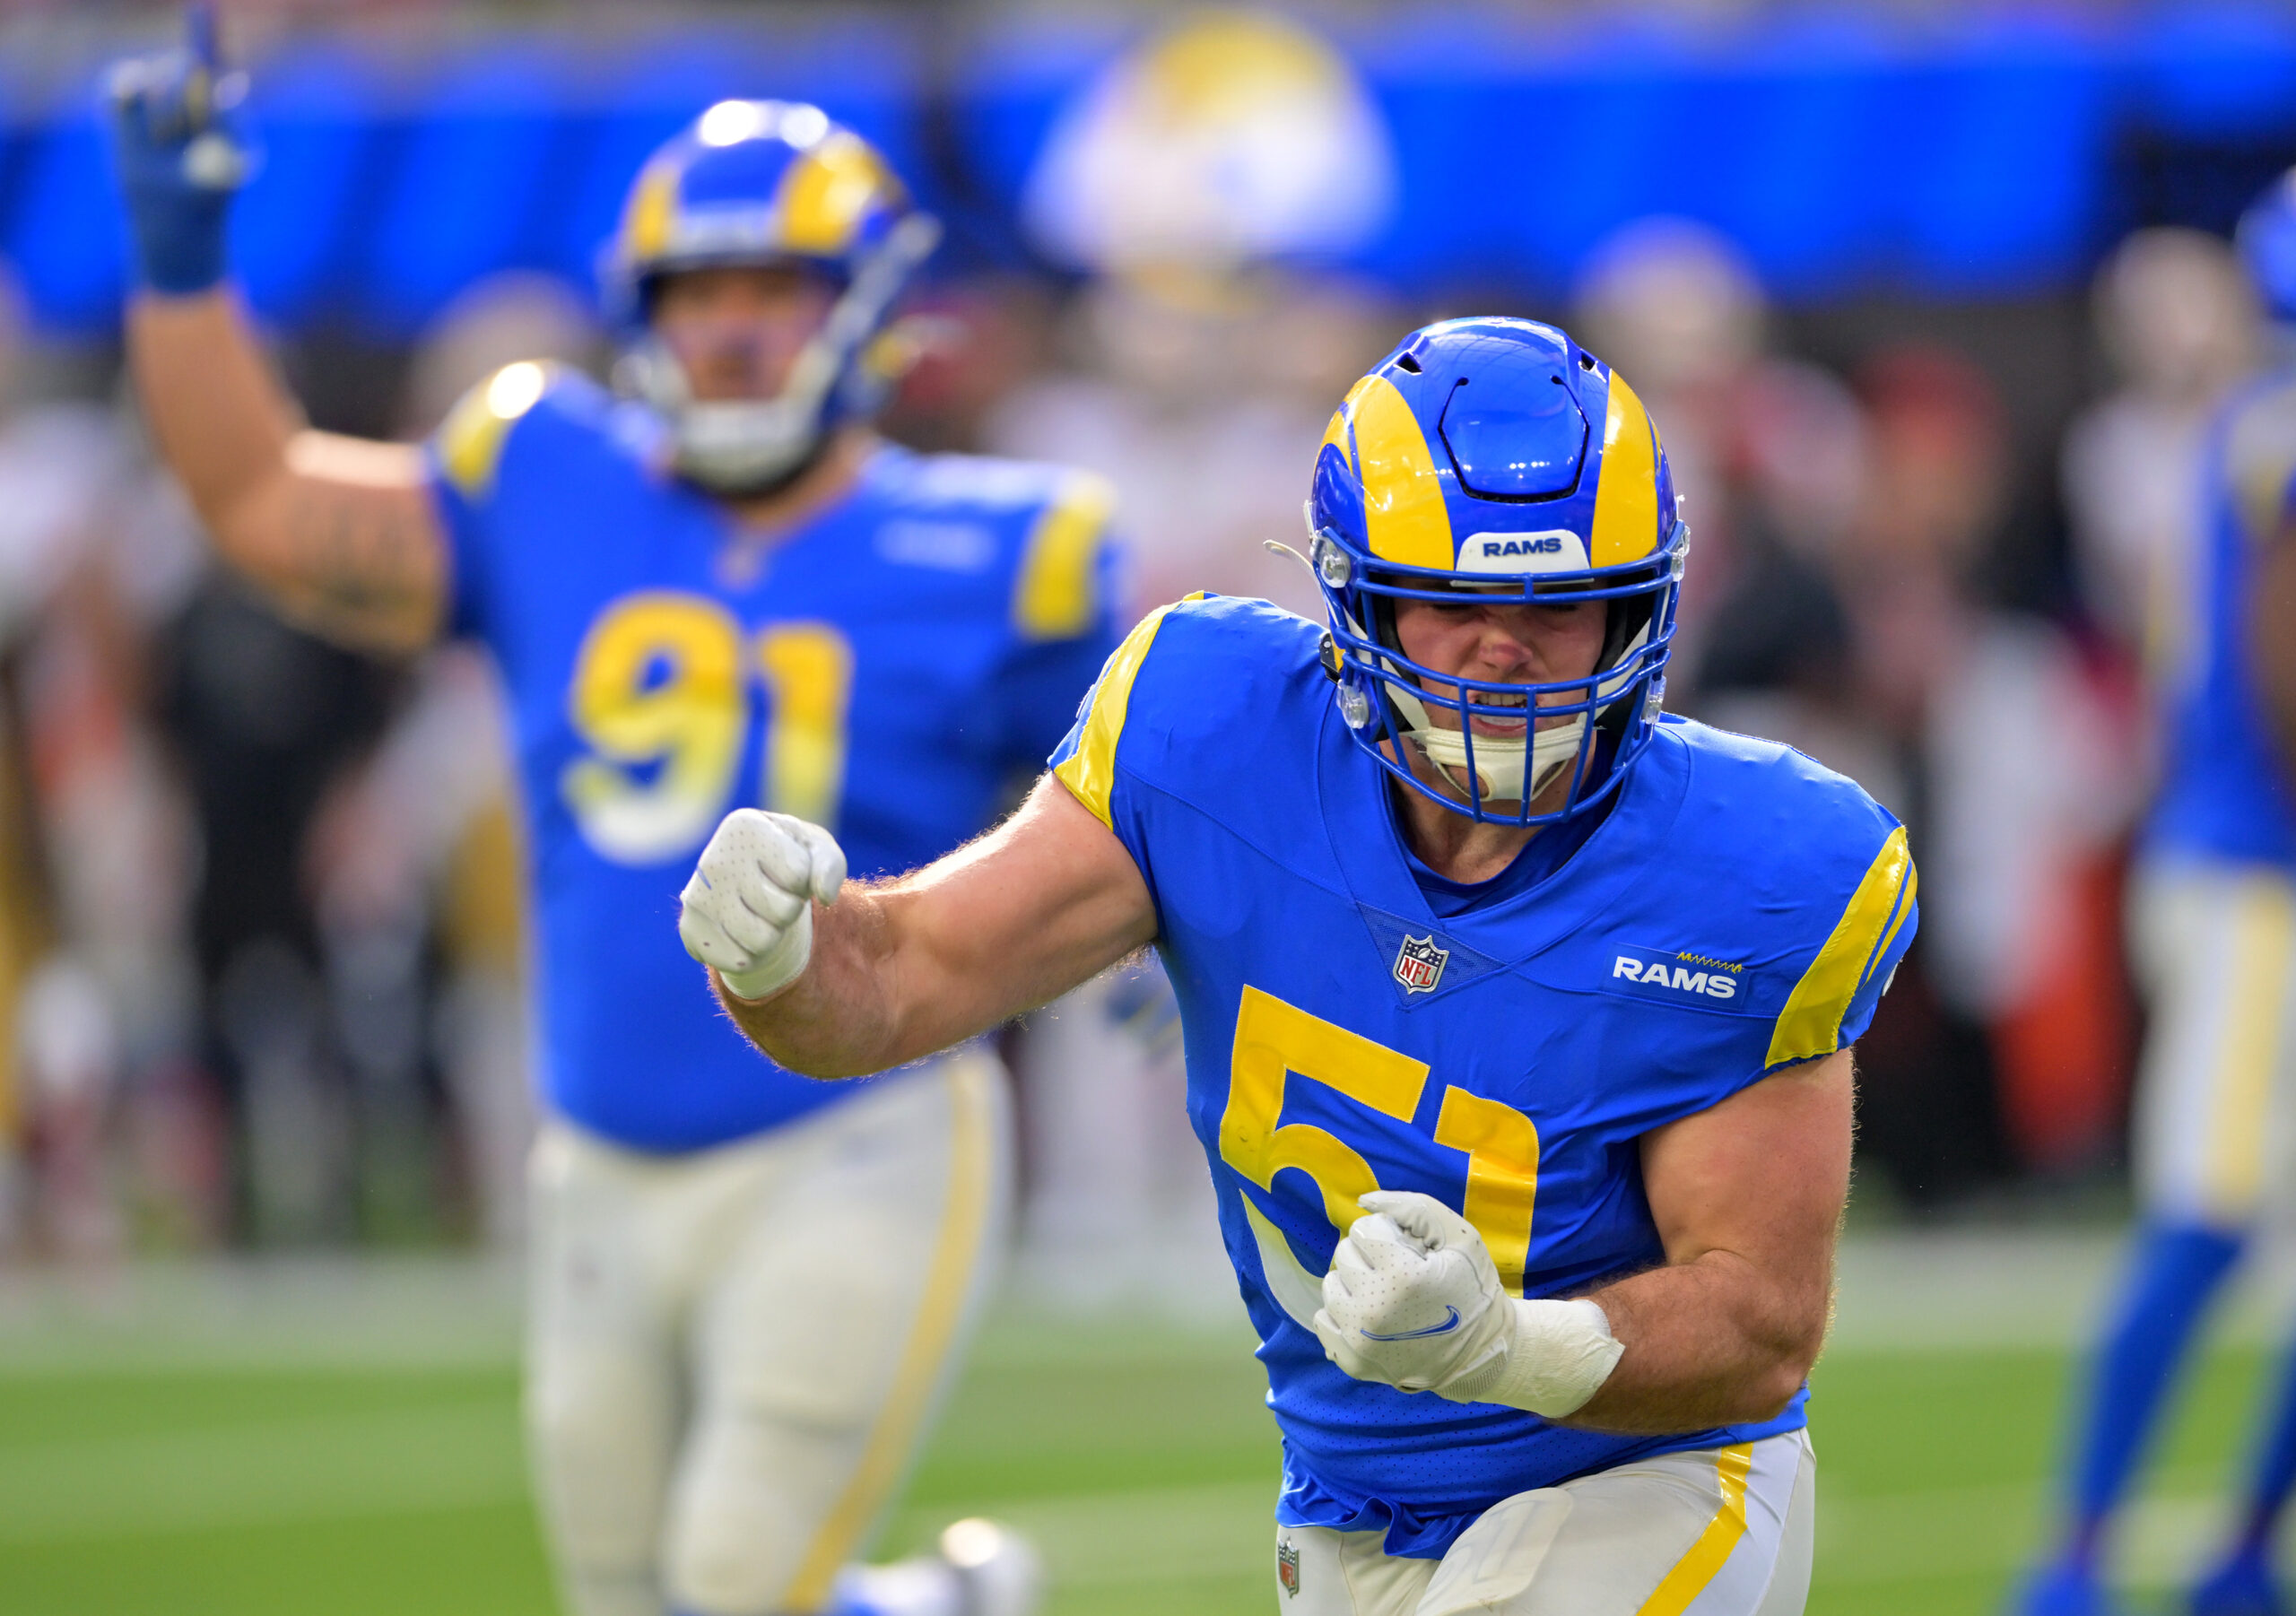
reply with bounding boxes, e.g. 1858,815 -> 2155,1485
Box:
103,5 -> 257,296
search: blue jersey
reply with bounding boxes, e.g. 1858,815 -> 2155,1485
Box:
1050,595 -> 1917,1558
2147,372 -> 2296,867
428,366 -> 1118,1152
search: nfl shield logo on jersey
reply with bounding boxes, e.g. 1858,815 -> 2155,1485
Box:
1394,934 -> 1448,995
1278,1539 -> 1301,1597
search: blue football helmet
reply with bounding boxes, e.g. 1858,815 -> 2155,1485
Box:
1309,317 -> 1687,827
601,100 -> 940,494
2238,166 -> 2296,324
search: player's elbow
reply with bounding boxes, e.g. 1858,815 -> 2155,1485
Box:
715,991 -> 883,1082
783,1053 -> 880,1082
1737,1357 -> 1811,1423
1738,1313 -> 1826,1422
726,1021 -> 853,1082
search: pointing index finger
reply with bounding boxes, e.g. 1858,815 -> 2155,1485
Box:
186,4 -> 221,72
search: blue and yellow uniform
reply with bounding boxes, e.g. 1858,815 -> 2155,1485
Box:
428,363 -> 1118,1151
2022,185 -> 2296,1615
2145,373 -> 2296,868
1049,593 -> 1917,1558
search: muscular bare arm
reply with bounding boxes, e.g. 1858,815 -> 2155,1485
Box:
129,289 -> 445,654
1564,1047 -> 1854,1435
715,775 -> 1160,1076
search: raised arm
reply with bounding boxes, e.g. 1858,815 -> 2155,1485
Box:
682,775 -> 1159,1078
130,292 -> 445,653
110,22 -> 445,656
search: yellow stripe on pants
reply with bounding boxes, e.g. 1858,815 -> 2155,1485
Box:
780,1062 -> 998,1610
1634,1444 -> 1755,1616
2205,878 -> 2296,1218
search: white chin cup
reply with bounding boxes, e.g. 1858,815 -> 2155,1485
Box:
617,335 -> 838,494
618,213 -> 943,496
674,394 -> 822,491
1411,716 -> 1586,805
1385,677 -> 1586,805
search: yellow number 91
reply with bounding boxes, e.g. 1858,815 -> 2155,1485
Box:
561,591 -> 854,866
1221,985 -> 1540,1294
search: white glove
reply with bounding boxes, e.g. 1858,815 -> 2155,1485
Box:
1314,1190 -> 1512,1394
678,809 -> 847,1002
1313,1190 -> 1622,1419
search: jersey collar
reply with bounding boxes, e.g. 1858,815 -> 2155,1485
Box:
1312,706 -> 1693,978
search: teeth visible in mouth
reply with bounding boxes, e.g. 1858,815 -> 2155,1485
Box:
1483,691 -> 1530,709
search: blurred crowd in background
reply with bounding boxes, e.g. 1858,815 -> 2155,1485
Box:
0,0 -> 2288,1273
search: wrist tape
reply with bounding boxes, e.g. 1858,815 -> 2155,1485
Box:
1447,1298 -> 1623,1418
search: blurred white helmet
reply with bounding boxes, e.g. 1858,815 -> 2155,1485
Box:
1022,10 -> 1396,275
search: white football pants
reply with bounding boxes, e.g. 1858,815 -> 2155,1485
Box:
525,1052 -> 1012,1616
2129,860 -> 2296,1228
1273,1431 -> 1815,1616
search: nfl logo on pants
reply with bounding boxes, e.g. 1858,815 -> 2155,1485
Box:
1394,934 -> 1448,995
1278,1539 -> 1300,1597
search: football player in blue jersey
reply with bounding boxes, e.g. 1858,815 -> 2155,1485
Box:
2016,170 -> 2296,1616
107,21 -> 1109,1616
683,317 -> 1918,1614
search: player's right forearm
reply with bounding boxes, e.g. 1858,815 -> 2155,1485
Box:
127,290 -> 443,653
711,890 -> 931,1079
109,25 -> 442,655
692,778 -> 1160,1079
128,288 -> 298,529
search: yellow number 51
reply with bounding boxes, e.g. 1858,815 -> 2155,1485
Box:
1220,985 -> 1540,1293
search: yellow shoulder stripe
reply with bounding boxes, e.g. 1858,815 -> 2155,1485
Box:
1768,825 -> 1914,1068
436,361 -> 554,501
1052,595 -> 1196,827
1014,473 -> 1117,641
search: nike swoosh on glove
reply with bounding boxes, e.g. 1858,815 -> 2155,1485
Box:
1313,1189 -> 1624,1418
1312,1190 -> 1511,1394
679,808 -> 847,1003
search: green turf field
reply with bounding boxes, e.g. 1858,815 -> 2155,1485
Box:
0,1278 -> 2278,1616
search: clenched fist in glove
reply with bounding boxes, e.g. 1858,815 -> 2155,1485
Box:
679,809 -> 848,1002
1313,1190 -> 1623,1420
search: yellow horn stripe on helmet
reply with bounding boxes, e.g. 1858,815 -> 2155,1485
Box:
1320,376 -> 1374,467
775,131 -> 902,256
1589,371 -> 1663,568
621,156 -> 683,263
1351,374 -> 1454,570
